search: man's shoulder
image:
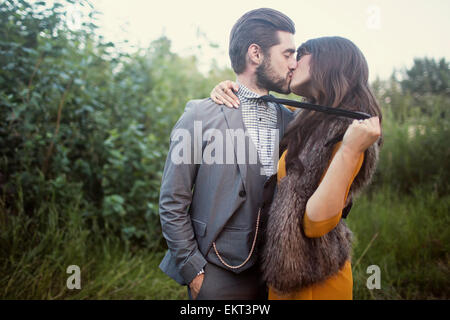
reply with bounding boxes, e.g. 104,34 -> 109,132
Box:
173,98 -> 225,131
185,98 -> 222,114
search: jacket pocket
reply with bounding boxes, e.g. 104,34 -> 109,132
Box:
191,218 -> 207,237
212,229 -> 255,267
222,225 -> 249,232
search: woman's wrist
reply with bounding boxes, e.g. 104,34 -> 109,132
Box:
340,143 -> 363,160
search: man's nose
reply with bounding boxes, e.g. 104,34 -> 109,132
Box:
289,58 -> 298,70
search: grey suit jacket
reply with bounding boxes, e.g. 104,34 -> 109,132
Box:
159,98 -> 294,285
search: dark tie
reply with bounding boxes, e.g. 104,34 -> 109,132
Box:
260,95 -> 371,120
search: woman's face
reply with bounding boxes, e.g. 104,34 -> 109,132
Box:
289,54 -> 312,97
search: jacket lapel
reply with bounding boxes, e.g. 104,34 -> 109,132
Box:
221,101 -> 286,189
221,105 -> 261,192
262,102 -> 285,188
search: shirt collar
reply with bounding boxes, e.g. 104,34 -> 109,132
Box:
236,81 -> 265,100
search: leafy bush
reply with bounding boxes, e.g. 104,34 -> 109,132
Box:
0,0 -> 230,248
371,75 -> 450,196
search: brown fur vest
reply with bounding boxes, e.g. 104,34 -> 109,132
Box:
261,116 -> 380,294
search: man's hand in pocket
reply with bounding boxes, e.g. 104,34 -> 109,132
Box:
189,273 -> 205,299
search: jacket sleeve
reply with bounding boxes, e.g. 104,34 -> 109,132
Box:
159,101 -> 207,284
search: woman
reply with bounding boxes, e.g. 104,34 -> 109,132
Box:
210,36 -> 382,299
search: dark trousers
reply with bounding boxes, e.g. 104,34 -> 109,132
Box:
187,262 -> 267,300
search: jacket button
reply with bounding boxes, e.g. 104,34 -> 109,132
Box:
239,190 -> 246,197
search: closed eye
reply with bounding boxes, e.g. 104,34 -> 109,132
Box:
284,49 -> 296,58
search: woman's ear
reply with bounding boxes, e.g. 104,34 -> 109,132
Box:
247,44 -> 264,66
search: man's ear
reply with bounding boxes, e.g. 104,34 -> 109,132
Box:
247,44 -> 264,66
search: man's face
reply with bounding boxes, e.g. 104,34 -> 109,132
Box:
256,31 -> 297,94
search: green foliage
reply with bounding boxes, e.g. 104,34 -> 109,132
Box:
0,0 -> 228,247
371,74 -> 450,195
400,57 -> 450,97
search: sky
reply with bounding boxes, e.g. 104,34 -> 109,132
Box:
85,0 -> 450,82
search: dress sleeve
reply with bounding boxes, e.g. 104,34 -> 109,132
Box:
303,142 -> 365,238
277,150 -> 288,183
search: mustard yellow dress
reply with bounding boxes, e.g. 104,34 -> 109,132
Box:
268,142 -> 364,300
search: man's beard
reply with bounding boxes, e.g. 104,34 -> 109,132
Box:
256,57 -> 291,94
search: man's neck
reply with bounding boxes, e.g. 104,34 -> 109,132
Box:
236,74 -> 269,96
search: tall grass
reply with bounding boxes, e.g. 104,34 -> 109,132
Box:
1,182 -> 448,299
0,183 -> 185,300
349,185 -> 449,299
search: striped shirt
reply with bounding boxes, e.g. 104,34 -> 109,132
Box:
236,83 -> 278,176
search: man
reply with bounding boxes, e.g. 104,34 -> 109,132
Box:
159,8 -> 297,300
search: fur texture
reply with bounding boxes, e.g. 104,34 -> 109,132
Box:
261,117 -> 379,294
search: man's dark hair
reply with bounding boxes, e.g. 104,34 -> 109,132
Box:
229,8 -> 295,74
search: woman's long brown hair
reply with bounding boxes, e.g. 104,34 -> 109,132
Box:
281,36 -> 383,172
